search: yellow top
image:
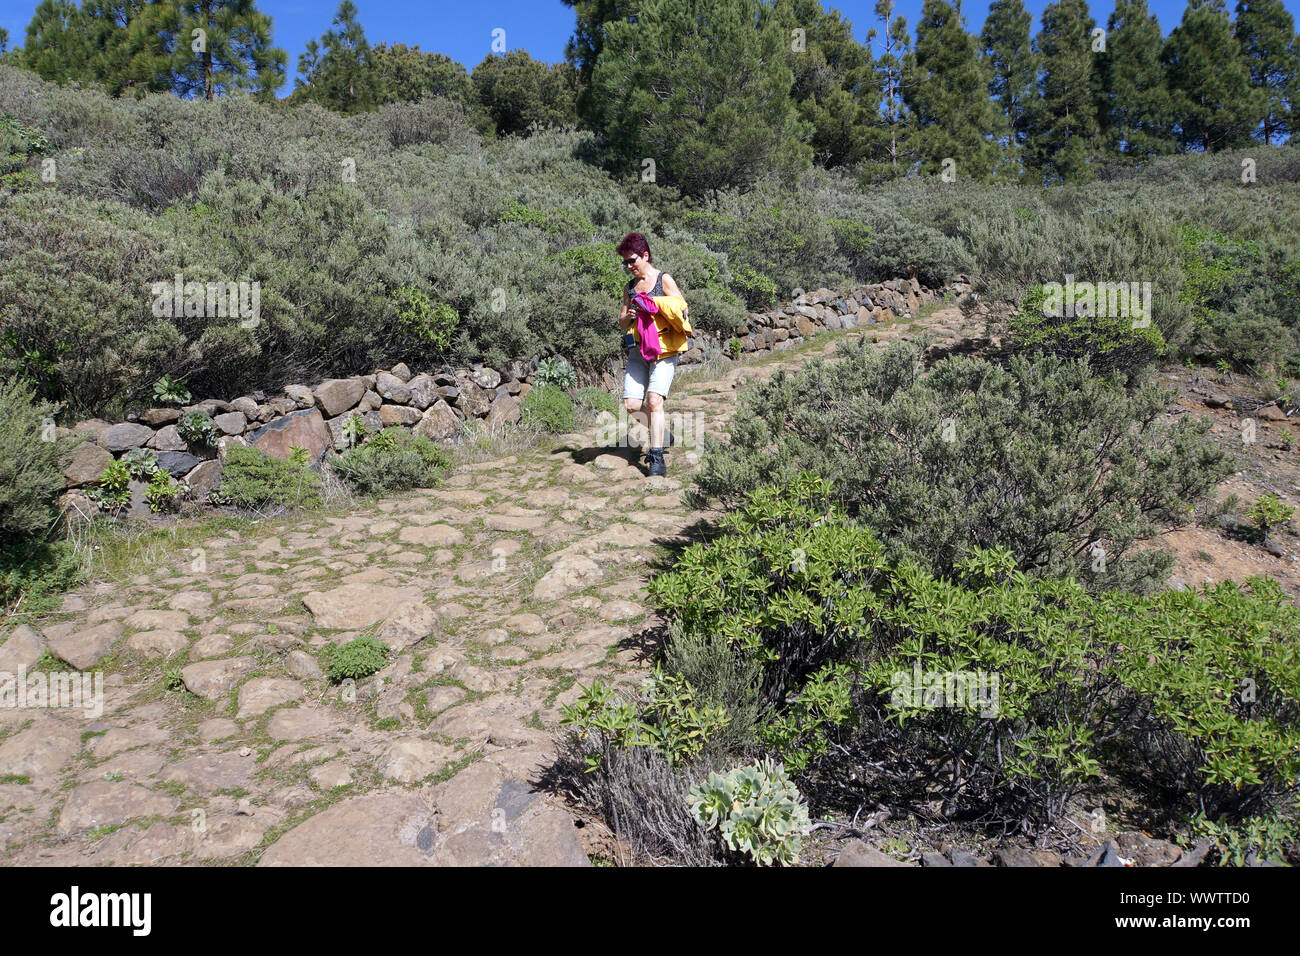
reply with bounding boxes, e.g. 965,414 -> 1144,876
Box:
636,294 -> 691,357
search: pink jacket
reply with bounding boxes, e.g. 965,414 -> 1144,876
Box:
632,292 -> 663,361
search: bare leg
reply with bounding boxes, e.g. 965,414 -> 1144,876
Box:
647,392 -> 665,448
624,397 -> 647,448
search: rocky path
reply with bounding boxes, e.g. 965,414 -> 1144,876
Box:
0,310 -> 980,866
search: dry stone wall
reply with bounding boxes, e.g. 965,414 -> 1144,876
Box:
55,275 -> 971,517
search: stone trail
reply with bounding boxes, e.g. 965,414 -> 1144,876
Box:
0,310 -> 978,866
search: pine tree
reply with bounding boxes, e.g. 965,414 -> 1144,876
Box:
370,44 -> 474,108
22,0 -> 94,84
1028,0 -> 1102,183
1100,0 -> 1176,159
589,0 -> 808,201
771,0 -> 880,168
872,0 -> 911,175
903,0 -> 1000,180
1163,0 -> 1261,150
1235,0 -> 1299,143
562,0 -> 638,124
0,27 -> 9,53
980,0 -> 1038,160
472,51 -> 578,135
172,0 -> 286,101
84,0 -> 175,97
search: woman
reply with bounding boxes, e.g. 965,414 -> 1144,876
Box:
617,232 -> 688,477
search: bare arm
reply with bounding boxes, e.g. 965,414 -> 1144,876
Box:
661,273 -> 684,301
619,287 -> 633,331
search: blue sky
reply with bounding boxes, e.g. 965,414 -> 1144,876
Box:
2,0 -> 1299,97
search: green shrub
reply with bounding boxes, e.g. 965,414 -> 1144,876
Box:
177,411 -> 219,448
0,374 -> 74,548
144,470 -> 184,513
328,427 -> 452,496
729,264 -> 779,311
688,758 -> 811,866
324,633 -> 390,682
1247,493 -> 1293,535
393,286 -> 458,355
0,536 -> 81,614
211,445 -> 322,511
87,459 -> 131,513
151,375 -> 191,406
120,447 -> 158,480
1010,284 -> 1167,379
653,477 -> 1300,833
573,387 -> 619,416
520,384 -> 575,433
534,356 -> 577,390
690,339 -> 1233,593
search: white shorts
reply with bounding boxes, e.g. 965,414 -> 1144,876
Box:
623,351 -> 678,400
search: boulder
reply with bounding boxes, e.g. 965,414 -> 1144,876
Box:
380,404 -> 422,427
0,624 -> 45,673
360,389 -> 383,411
98,422 -> 155,453
47,620 -> 122,670
156,451 -> 201,477
454,380 -> 492,418
834,840 -> 909,867
471,366 -> 502,390
212,411 -> 246,436
313,378 -> 367,417
375,373 -> 412,404
390,362 -> 412,382
485,394 -> 521,427
414,402 -> 461,442
147,424 -> 188,452
184,460 -> 222,500
246,408 -> 332,463
406,374 -> 437,410
229,397 -> 260,419
138,408 -> 181,427
325,410 -> 383,450
284,385 -> 314,408
58,441 -> 113,488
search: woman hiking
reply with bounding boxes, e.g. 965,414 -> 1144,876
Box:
616,232 -> 690,477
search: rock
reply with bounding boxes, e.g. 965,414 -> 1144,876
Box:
138,407 -> 181,427
471,367 -> 502,390
123,609 -> 189,631
156,451 -> 201,477
946,848 -> 986,867
1116,831 -> 1182,867
310,762 -> 354,789
98,422 -> 155,453
390,362 -> 412,382
197,718 -> 239,742
258,792 -> 435,866
266,706 -> 340,740
375,372 -> 412,405
454,381 -> 492,418
47,620 -> 121,670
0,624 -> 45,672
284,385 -> 314,408
301,583 -> 423,629
376,601 -> 441,650
380,404 -> 422,427
1257,404 -> 1287,422
184,460 -> 222,500
125,629 -> 189,658
213,411 -> 247,435
0,725 -> 80,784
921,852 -> 953,867
246,408 -> 332,464
163,751 -> 253,794
58,441 -> 113,487
230,397 -> 260,419
147,424 -> 189,452
486,394 -> 521,426
533,554 -> 603,601
406,374 -> 437,410
833,840 -> 909,866
1201,392 -> 1233,410
236,677 -> 304,719
378,739 -> 454,784
313,378 -> 367,418
216,435 -> 249,463
414,402 -> 461,442
285,650 -> 325,681
1172,839 -> 1214,867
56,491 -> 97,527
57,781 -> 180,836
326,409 -> 382,450
994,848 -> 1062,867
74,418 -> 113,442
181,656 -> 256,699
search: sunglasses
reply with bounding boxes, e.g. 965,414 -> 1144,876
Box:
622,256 -> 639,266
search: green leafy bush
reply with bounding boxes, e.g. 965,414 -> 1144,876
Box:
520,384 -> 575,433
144,471 -> 184,513
1010,284 -> 1166,380
690,339 -> 1233,593
0,374 -> 74,547
151,375 -> 191,406
729,264 -> 779,311
653,477 -> 1300,833
120,447 -> 158,480
1247,493 -> 1293,535
177,411 -> 219,448
573,387 -> 619,416
329,427 -> 452,496
211,445 -> 322,511
87,459 -> 131,513
324,633 -> 390,683
393,285 -> 458,355
688,758 -> 811,866
534,356 -> 577,390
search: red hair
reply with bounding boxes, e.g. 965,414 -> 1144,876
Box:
616,232 -> 652,262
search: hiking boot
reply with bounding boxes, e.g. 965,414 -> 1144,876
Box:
646,447 -> 667,477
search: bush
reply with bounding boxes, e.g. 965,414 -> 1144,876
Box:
120,448 -> 158,480
1010,284 -> 1166,380
520,384 -> 575,433
573,387 -> 619,416
328,427 -> 452,496
324,633 -> 389,682
177,411 -> 219,448
688,758 -> 811,866
534,356 -> 577,390
211,445 -> 322,511
729,264 -> 779,311
144,471 -> 184,513
0,375 -> 75,549
1248,493 -> 1293,536
652,478 -> 1300,833
690,339 -> 1233,593
88,459 -> 131,513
